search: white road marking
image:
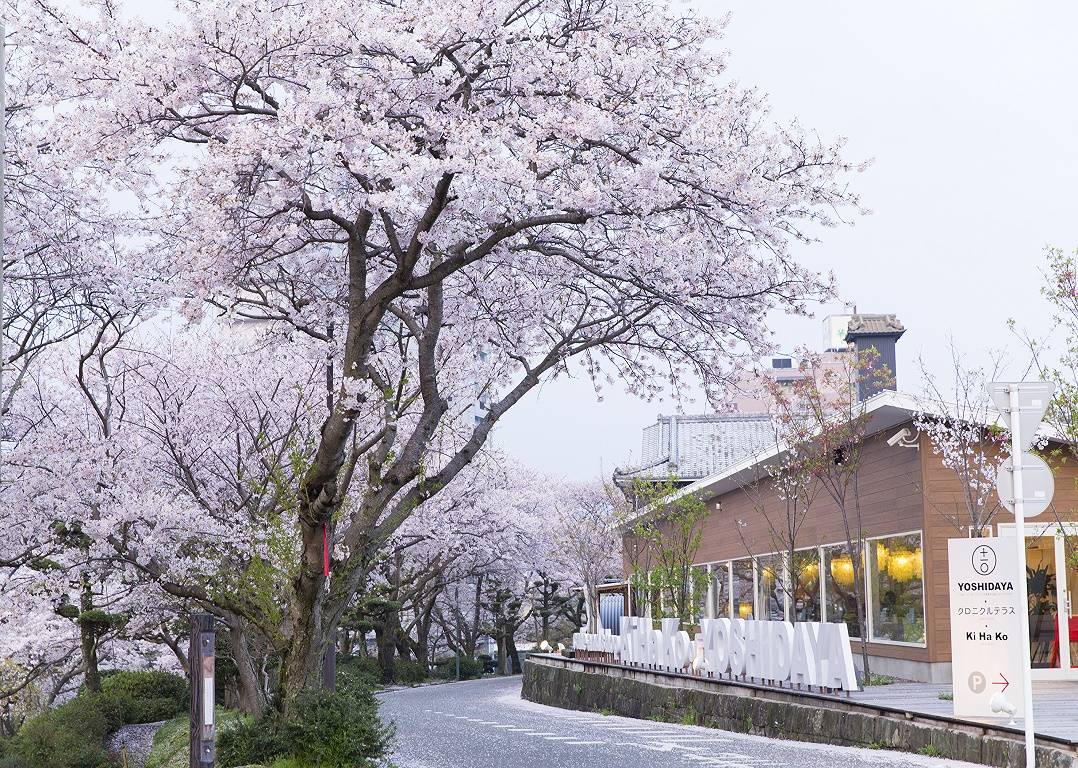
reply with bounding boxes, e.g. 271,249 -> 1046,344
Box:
656,735 -> 724,741
563,740 -> 608,746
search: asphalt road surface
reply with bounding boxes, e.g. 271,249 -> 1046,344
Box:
379,676 -> 983,768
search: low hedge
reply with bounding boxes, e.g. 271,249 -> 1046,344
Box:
101,670 -> 188,724
434,655 -> 485,680
9,693 -> 121,768
391,659 -> 428,685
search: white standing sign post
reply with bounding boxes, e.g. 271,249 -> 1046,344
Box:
989,381 -> 1055,768
947,537 -> 1023,721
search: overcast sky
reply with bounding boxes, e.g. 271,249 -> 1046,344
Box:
497,1 -> 1078,480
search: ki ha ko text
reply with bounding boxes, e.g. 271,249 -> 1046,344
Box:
572,616 -> 859,691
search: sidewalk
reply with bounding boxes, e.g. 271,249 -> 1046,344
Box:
851,681 -> 1078,740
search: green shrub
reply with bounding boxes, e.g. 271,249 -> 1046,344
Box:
217,713 -> 289,767
284,686 -> 392,767
434,655 -> 484,680
218,683 -> 391,768
101,671 -> 188,724
12,669 -> 187,768
12,693 -> 121,768
335,657 -> 380,689
392,659 -> 428,685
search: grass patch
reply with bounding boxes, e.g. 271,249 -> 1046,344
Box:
937,691 -> 953,701
918,745 -> 943,756
862,673 -> 895,686
146,709 -> 245,768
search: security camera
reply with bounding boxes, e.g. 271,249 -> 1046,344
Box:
887,428 -> 918,448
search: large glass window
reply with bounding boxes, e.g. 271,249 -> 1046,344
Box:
1025,535 -> 1058,667
824,543 -> 862,638
758,554 -> 787,620
733,558 -> 754,620
869,533 -> 926,644
791,548 -> 822,622
711,564 -> 730,618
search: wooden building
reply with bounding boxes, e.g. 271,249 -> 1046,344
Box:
624,390 -> 1078,683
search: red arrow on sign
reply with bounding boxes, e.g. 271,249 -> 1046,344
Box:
992,673 -> 1010,693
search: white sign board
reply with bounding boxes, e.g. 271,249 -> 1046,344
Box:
948,537 -> 1025,719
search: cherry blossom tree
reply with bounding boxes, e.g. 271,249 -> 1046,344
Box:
548,482 -> 622,634
13,0 -> 863,706
768,348 -> 887,677
914,344 -> 1009,535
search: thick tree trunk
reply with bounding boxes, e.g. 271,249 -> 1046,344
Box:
79,627 -> 101,694
585,584 -> 600,634
414,610 -> 433,669
376,622 -> 397,684
79,580 -> 101,694
494,632 -> 507,677
275,521 -> 332,712
507,637 -> 521,675
228,617 -> 268,717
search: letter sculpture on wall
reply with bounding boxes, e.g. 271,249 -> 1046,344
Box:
572,616 -> 859,691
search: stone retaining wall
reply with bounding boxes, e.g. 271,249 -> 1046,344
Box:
521,655 -> 1076,768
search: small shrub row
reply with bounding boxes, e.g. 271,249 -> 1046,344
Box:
336,656 -> 430,686
434,655 -> 485,680
391,659 -> 428,685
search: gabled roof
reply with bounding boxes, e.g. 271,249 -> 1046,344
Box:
845,313 -> 906,339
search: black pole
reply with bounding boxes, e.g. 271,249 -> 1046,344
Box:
189,613 -> 215,768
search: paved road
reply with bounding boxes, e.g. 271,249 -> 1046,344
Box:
379,676 -> 983,768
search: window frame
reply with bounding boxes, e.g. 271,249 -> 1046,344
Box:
864,529 -> 928,648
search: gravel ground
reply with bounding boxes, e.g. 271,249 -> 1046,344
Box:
107,721 -> 167,768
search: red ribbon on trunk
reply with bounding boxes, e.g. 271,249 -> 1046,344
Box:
322,525 -> 331,577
